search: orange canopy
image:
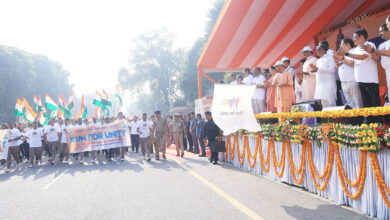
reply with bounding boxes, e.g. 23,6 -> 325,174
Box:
197,0 -> 389,98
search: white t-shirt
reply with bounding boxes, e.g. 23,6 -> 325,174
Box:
242,74 -> 254,84
60,125 -> 71,143
130,121 -> 141,135
27,128 -> 43,148
352,42 -> 378,83
44,125 -> 60,142
338,51 -> 355,82
139,120 -> 152,138
8,128 -> 22,147
230,80 -> 237,85
252,74 -> 266,100
379,40 -> 390,73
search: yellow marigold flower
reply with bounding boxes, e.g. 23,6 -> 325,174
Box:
367,130 -> 373,136
372,137 -> 378,142
356,132 -> 363,137
369,145 -> 376,150
366,137 -> 371,143
361,124 -> 368,129
356,139 -> 362,144
337,130 -> 342,135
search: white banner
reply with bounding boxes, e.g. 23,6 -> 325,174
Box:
211,84 -> 261,135
0,130 -> 10,160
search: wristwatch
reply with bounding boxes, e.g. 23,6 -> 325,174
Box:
371,48 -> 375,53
345,52 -> 349,57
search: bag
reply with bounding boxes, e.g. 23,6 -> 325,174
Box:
209,140 -> 226,152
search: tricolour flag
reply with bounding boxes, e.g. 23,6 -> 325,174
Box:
58,93 -> 71,118
76,95 -> 88,119
14,99 -> 23,116
45,94 -> 58,111
22,97 -> 37,123
115,85 -> 123,107
67,91 -> 74,111
94,106 -> 102,119
102,89 -> 112,107
38,96 -> 43,112
33,95 -> 39,112
92,91 -> 105,109
38,108 -> 49,125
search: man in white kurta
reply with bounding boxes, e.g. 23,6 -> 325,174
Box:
301,46 -> 317,102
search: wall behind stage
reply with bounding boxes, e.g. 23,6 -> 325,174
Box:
320,8 -> 390,88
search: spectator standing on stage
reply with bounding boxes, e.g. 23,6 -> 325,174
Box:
337,28 -> 380,109
204,112 -> 220,165
335,38 -> 363,109
230,73 -> 237,84
242,68 -> 254,84
301,46 -> 317,102
273,61 -> 295,112
252,67 -> 267,113
237,75 -> 244,84
265,66 -> 277,112
311,44 -> 337,108
281,57 -> 295,79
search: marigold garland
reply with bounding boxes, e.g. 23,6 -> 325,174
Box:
271,140 -> 285,177
246,135 -> 259,168
307,142 -> 334,191
259,138 -> 271,172
286,141 -> 306,185
236,136 -> 246,165
369,152 -> 390,209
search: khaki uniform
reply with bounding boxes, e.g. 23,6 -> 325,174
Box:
170,119 -> 186,156
153,118 -> 168,158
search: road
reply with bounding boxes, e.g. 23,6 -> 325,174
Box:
0,147 -> 370,220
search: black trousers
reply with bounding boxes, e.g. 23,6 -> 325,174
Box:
187,131 -> 193,151
131,134 -> 140,153
19,141 -> 29,161
358,82 -> 381,122
211,152 -> 218,162
183,136 -> 187,150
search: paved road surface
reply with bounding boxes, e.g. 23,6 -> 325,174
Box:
0,148 -> 370,220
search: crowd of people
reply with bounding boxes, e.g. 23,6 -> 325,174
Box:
1,110 -> 221,173
223,16 -> 390,116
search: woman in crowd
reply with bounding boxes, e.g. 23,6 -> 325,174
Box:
273,61 -> 295,112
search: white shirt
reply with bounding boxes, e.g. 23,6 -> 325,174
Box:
8,128 -> 22,146
252,74 -> 266,100
27,128 -> 43,148
139,120 -> 152,138
230,80 -> 237,85
60,125 -> 70,143
379,39 -> 390,73
286,65 -> 296,77
44,125 -> 60,142
338,50 -> 355,82
130,121 -> 141,135
314,53 -> 337,100
303,55 -> 317,75
242,74 -> 254,84
352,42 -> 378,83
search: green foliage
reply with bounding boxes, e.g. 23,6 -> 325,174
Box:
0,45 -> 73,122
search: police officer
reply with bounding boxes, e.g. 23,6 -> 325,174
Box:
170,113 -> 186,158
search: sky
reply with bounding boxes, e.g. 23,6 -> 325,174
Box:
0,0 -> 213,98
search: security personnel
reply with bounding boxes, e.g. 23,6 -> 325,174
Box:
170,113 -> 186,157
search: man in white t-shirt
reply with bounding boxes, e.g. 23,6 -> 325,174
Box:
44,119 -> 61,165
27,121 -> 43,168
5,122 -> 21,172
59,118 -> 71,163
118,112 -> 130,161
252,67 -> 267,113
338,28 -> 380,109
138,113 -> 153,161
129,116 -> 141,153
242,68 -> 254,84
301,46 -> 317,102
229,73 -> 237,85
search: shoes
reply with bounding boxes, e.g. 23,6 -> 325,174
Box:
120,158 -> 124,161
199,154 -> 206,157
194,151 -> 200,154
80,160 -> 84,164
147,158 -> 151,161
50,161 -> 54,165
5,168 -> 11,172
209,158 -> 213,163
156,157 -> 160,160
213,161 -> 218,165
62,160 -> 69,164
181,153 -> 184,158
176,154 -> 180,157
28,164 -> 33,168
163,155 -> 166,160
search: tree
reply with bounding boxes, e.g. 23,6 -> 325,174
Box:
0,45 -> 73,122
118,29 -> 184,114
177,0 -> 225,106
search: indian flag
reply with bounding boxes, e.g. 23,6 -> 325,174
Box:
14,99 -> 23,116
76,95 -> 88,119
38,109 -> 49,125
92,91 -> 105,109
38,96 -> 43,111
115,85 -> 123,107
102,89 -> 112,107
33,95 -> 39,112
94,106 -> 102,119
67,91 -> 74,111
45,94 -> 58,111
58,93 -> 71,118
22,97 -> 37,123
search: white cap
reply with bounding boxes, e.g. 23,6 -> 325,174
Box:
281,57 -> 290,62
275,60 -> 284,66
301,46 -> 312,52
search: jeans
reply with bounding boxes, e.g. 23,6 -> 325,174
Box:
198,136 -> 205,155
192,133 -> 199,152
358,82 -> 381,122
131,134 -> 140,153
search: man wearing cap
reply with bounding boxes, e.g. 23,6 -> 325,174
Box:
170,113 -> 186,157
301,46 -> 317,102
281,57 -> 295,78
152,111 -> 169,160
273,61 -> 295,112
252,67 -> 267,113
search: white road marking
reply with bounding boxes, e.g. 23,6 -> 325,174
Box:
43,168 -> 69,190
